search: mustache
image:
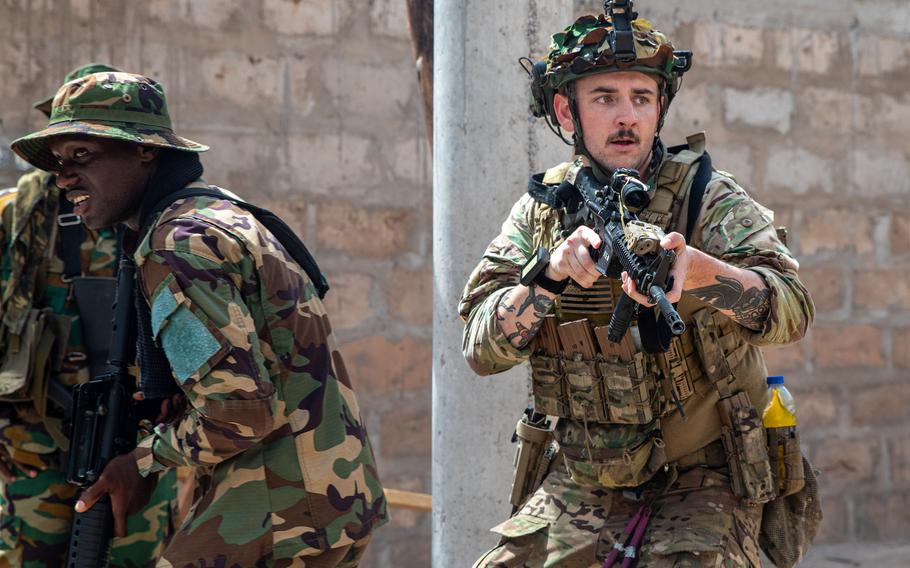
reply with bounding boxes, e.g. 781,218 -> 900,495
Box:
607,129 -> 640,144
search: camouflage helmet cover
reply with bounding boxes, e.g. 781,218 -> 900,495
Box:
12,71 -> 207,172
33,62 -> 122,116
543,14 -> 682,95
527,5 -> 692,153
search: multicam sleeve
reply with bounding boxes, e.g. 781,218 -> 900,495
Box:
458,194 -> 539,375
691,174 -> 815,346
134,220 -> 277,477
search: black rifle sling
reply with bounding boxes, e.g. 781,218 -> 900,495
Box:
57,193 -> 84,281
684,151 -> 712,244
145,187 -> 330,299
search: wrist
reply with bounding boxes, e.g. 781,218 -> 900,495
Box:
681,247 -> 709,290
544,264 -> 567,283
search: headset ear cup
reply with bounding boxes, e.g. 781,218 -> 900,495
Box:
529,61 -> 550,118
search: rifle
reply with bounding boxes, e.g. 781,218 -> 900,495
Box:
65,257 -> 154,568
570,166 -> 685,351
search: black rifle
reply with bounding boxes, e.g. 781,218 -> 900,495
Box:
65,258 -> 152,568
572,167 -> 685,351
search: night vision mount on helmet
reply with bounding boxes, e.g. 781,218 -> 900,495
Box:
521,0 -> 693,146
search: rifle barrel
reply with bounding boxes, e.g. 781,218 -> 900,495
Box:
649,285 -> 685,335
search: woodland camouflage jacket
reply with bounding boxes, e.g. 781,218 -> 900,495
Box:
131,188 -> 387,563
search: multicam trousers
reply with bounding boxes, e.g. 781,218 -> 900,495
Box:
474,464 -> 762,568
0,462 -> 177,568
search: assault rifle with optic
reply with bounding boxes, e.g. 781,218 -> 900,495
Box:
569,166 -> 685,351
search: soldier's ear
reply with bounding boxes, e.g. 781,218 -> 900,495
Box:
136,145 -> 159,164
553,92 -> 575,134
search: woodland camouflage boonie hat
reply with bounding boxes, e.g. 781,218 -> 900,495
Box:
32,63 -> 122,116
12,71 -> 208,172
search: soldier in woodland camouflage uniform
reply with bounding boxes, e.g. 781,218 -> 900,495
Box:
10,72 -> 387,567
0,64 -> 177,568
461,5 -> 815,567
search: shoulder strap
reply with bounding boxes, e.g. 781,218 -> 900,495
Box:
684,151 -> 712,244
527,173 -> 583,213
57,193 -> 84,281
144,187 -> 330,299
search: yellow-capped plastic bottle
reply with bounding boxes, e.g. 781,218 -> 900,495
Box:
762,375 -> 796,428
763,375 -> 798,495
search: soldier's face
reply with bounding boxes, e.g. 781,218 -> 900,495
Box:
48,136 -> 157,230
554,71 -> 661,174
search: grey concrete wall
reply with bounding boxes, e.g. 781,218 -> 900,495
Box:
432,1 -> 573,565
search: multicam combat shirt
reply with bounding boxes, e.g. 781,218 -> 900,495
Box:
460,158 -> 814,374
131,187 -> 387,564
459,151 -> 815,471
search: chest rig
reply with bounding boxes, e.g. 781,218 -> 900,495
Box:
526,134 -> 766,489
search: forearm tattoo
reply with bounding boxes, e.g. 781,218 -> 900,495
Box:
499,285 -> 556,348
689,275 -> 771,331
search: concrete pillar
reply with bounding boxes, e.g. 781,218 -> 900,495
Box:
433,1 -> 573,566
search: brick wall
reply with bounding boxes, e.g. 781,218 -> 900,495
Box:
0,1 -> 430,565
573,0 -> 910,546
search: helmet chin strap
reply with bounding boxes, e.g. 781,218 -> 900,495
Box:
567,79 -> 669,185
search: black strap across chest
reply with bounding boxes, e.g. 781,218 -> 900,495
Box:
144,187 -> 329,299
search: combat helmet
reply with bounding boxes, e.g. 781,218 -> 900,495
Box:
526,1 -> 692,159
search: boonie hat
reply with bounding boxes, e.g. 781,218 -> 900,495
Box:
32,63 -> 122,116
12,71 -> 207,172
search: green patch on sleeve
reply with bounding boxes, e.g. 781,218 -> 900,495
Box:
150,273 -> 178,340
159,304 -> 223,384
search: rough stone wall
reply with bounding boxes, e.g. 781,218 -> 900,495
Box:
572,0 -> 910,546
0,1 -> 430,566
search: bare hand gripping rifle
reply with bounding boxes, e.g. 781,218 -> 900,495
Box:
569,166 -> 685,352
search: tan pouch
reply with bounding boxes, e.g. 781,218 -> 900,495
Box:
0,309 -> 49,402
509,413 -> 556,510
530,354 -> 566,417
717,392 -> 777,504
564,356 -> 608,423
562,436 -> 667,488
599,353 -> 654,424
767,426 -> 805,497
760,454 -> 822,568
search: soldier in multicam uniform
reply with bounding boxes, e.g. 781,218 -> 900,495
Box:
461,4 -> 815,567
0,64 -> 177,568
10,72 -> 387,567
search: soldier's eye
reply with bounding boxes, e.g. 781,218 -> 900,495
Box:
72,149 -> 93,164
